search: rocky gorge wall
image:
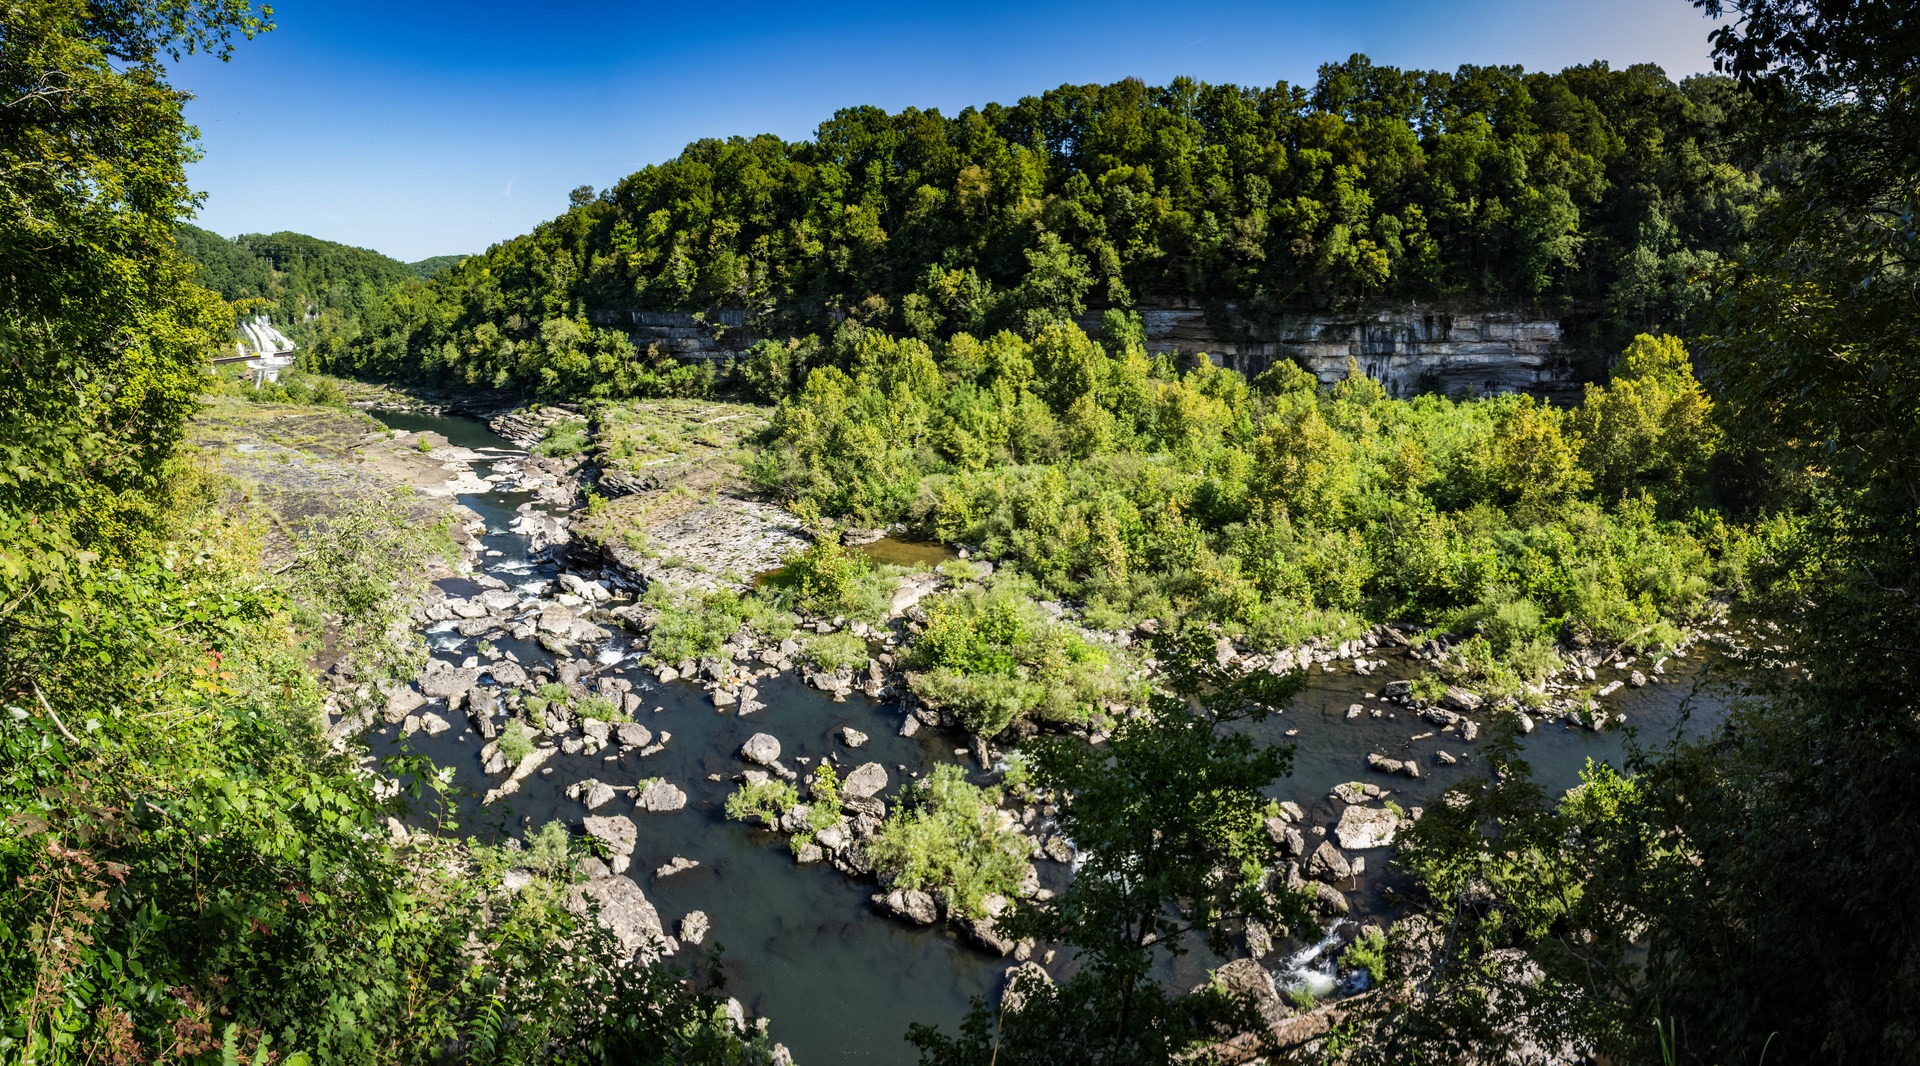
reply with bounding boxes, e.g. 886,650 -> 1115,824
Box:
591,304 -> 1575,399
1079,305 -> 1574,399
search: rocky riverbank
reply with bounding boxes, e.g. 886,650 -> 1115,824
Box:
228,396 -> 1743,1057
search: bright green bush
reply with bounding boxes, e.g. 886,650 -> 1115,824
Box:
908,578 -> 1127,736
723,779 -> 800,828
498,719 -> 537,764
868,764 -> 1028,919
803,629 -> 870,672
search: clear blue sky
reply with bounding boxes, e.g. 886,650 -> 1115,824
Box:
174,0 -> 1724,263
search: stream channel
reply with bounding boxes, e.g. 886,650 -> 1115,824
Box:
363,410 -> 1742,1064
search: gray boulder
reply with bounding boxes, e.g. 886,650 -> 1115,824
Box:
1335,804 -> 1402,850
637,780 -> 687,812
1213,958 -> 1285,1027
1308,840 -> 1353,882
842,761 -> 889,800
679,910 -> 710,947
565,875 -> 665,963
740,733 -> 782,766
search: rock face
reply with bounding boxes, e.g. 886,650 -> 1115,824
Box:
1335,805 -> 1403,850
630,304 -> 1574,399
1075,305 -> 1572,399
566,875 -> 665,963
740,733 -> 782,766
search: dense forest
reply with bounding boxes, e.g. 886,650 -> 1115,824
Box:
176,224 -> 465,348
323,59 -> 1764,397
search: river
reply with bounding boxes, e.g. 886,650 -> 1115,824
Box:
364,409 -> 1740,1063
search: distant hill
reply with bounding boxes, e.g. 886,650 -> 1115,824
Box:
409,254 -> 469,280
174,224 -> 417,347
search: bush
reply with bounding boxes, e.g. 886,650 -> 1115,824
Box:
498,719 -> 536,764
723,779 -> 799,828
803,629 -> 870,672
533,417 -> 592,457
868,764 -> 1028,919
908,579 -> 1128,736
1341,927 -> 1388,982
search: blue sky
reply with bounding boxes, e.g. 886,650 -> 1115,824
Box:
174,0 -> 1724,262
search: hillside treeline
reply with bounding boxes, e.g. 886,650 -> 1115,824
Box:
324,58 -> 1764,397
177,224 -> 463,348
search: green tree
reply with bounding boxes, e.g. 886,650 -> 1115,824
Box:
910,625 -> 1314,1065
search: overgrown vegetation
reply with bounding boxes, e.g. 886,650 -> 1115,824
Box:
867,765 -> 1029,920
723,779 -> 800,828
907,575 -> 1131,736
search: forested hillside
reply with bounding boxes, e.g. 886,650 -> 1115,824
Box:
175,224 -> 443,349
326,59 -> 1764,397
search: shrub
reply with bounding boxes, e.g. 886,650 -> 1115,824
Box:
868,764 -> 1028,919
724,779 -> 799,828
577,694 -> 625,722
803,630 -> 870,672
808,763 -> 843,826
498,720 -> 536,764
908,580 -> 1127,736
1317,925 -> 1397,990
534,417 -> 592,457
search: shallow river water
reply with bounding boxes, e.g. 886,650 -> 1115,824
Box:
365,410 -> 1740,1063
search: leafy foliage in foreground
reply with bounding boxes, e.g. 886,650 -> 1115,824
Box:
1352,4 -> 1920,1061
0,5 -> 781,1063
910,626 -> 1313,1064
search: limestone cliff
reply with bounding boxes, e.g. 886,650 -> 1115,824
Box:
590,303 -> 1576,399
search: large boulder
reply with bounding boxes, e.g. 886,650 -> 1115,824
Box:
419,659 -> 480,700
1308,840 -> 1353,883
1442,686 -> 1484,713
842,762 -> 889,800
615,721 -> 653,748
637,779 -> 688,813
740,733 -> 782,766
566,875 -> 665,963
537,602 -> 576,636
878,888 -> 939,925
1335,804 -> 1402,850
583,815 -> 638,858
1001,961 -> 1052,1015
1212,958 -> 1285,1027
679,910 -> 710,947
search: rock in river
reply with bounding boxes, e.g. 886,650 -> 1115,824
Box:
878,888 -> 939,925
1335,804 -> 1402,850
1308,840 -> 1353,882
679,910 -> 710,947
740,733 -> 782,766
842,761 -> 889,800
565,875 -> 665,964
583,814 -> 638,861
638,779 -> 688,812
